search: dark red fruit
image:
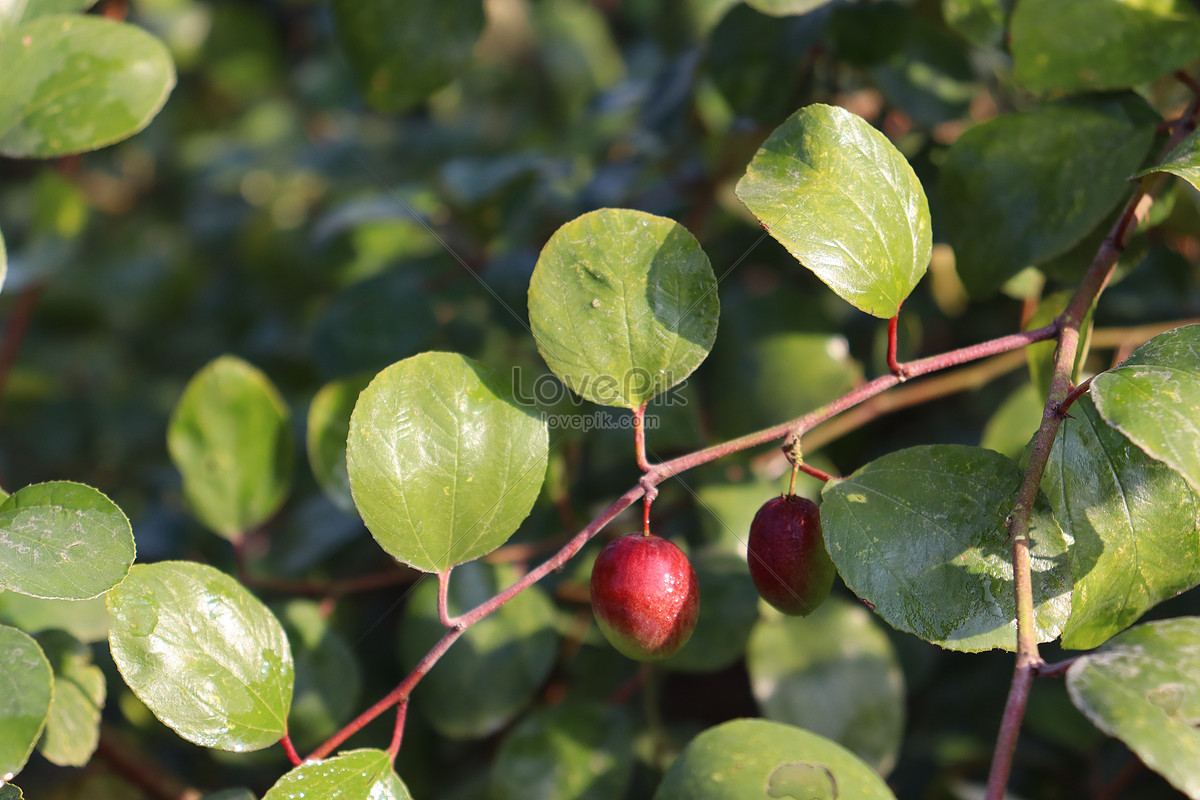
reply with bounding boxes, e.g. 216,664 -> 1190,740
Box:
589,533 -> 700,661
747,495 -> 835,616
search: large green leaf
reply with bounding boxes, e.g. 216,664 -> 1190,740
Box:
331,0 -> 484,113
167,355 -> 294,541
347,351 -> 548,573
1067,618 -> 1200,797
0,625 -> 51,780
0,481 -> 134,600
1137,127 -> 1200,195
1012,0 -> 1200,94
107,562 -> 294,752
263,749 -> 412,800
35,630 -> 104,767
306,374 -> 371,514
1044,398 -> 1200,650
1092,325 -> 1200,496
0,15 -> 174,157
747,599 -> 905,774
821,445 -> 1072,651
653,719 -> 897,800
0,0 -> 94,34
528,208 -> 718,409
939,95 -> 1158,298
735,103 -> 932,318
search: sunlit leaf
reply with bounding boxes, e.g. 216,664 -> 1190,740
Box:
306,374 -> 371,514
35,630 -> 104,767
1137,128 -> 1200,195
0,625 -> 52,780
263,749 -> 412,800
0,592 -> 109,643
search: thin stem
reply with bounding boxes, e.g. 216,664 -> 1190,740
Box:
887,313 -> 905,378
281,734 -> 302,767
1036,657 -> 1079,678
787,460 -> 800,495
437,569 -> 460,629
1056,375 -> 1095,417
633,402 -> 651,472
797,462 -> 839,483
387,701 -> 408,759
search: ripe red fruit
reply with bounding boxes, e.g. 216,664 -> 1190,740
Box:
589,533 -> 700,661
747,494 -> 835,616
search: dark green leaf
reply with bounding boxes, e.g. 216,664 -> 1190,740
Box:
1012,0 -> 1200,94
0,593 -> 108,643
1067,618 -> 1200,797
1092,325 -> 1200,496
35,630 -> 104,767
0,783 -> 20,799
821,445 -> 1071,651
940,95 -> 1158,298
347,352 -> 548,573
942,0 -> 1011,48
0,15 -> 174,157
107,562 -> 294,752
662,548 -> 761,673
167,355 -> 294,541
263,749 -> 412,800
0,625 -> 52,780
743,0 -> 833,15
1137,127 -> 1200,193
331,0 -> 484,113
747,598 -> 905,774
528,208 -> 718,409
0,481 -> 134,600
306,374 -> 371,514
653,718 -> 897,800
736,104 -> 932,318
280,600 -> 361,749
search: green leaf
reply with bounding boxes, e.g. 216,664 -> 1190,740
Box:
942,0 -> 1011,48
0,593 -> 108,643
743,0 -> 833,15
1043,397 -> 1200,650
35,630 -> 104,767
821,445 -> 1072,651
0,783 -> 21,799
167,355 -> 293,541
653,718 -> 897,800
1012,0 -> 1200,94
280,600 -> 361,749
528,208 -> 718,409
662,548 -> 761,673
0,0 -> 94,34
490,702 -> 634,800
1092,325 -> 1200,497
980,383 -> 1043,461
0,625 -> 52,780
107,562 -> 294,752
307,374 -> 371,514
347,351 -> 548,573
0,481 -> 134,600
400,561 -> 558,739
1137,127 -> 1200,193
1067,618 -> 1200,797
331,0 -> 484,113
735,103 -> 932,318
263,749 -> 412,800
0,15 -> 175,157
746,598 -> 905,774
939,95 -> 1158,298
203,792 -> 256,800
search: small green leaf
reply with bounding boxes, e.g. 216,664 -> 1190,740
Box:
940,95 -> 1158,298
490,703 -> 634,800
1137,127 -> 1200,194
1093,325 -> 1200,496
280,600 -> 361,749
743,0 -> 833,15
0,481 -> 134,600
747,599 -> 905,774
980,383 -> 1042,460
736,103 -> 932,318
1043,398 -> 1200,650
0,593 -> 109,643
0,15 -> 175,157
942,0 -> 1011,48
653,719 -> 897,800
0,625 -> 52,780
528,208 -> 718,409
167,355 -> 294,541
1067,618 -> 1200,797
1012,0 -> 1200,94
821,445 -> 1072,651
306,374 -> 371,514
107,562 -> 294,752
0,783 -> 21,799
263,749 -> 412,800
331,0 -> 483,113
661,548 -> 760,673
347,352 -> 548,573
35,629 -> 104,767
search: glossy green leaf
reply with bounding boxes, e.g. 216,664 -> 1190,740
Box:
306,374 -> 371,514
735,103 -> 932,318
1137,127 -> 1200,194
0,625 -> 52,780
490,702 -> 634,800
280,599 -> 361,749
400,561 -> 558,739
1012,0 -> 1200,94
1043,398 -> 1200,650
821,445 -> 1072,651
653,718 -> 897,800
263,749 -> 412,800
0,481 -> 134,600
662,548 -> 761,673
1092,325 -> 1200,496
940,95 -> 1158,298
980,383 -> 1042,461
1067,618 -> 1200,797
167,355 -> 294,541
347,351 -> 548,573
107,562 -> 294,752
35,630 -> 104,767
528,208 -> 718,409
0,593 -> 108,643
743,0 -> 833,15
747,598 -> 905,774
0,15 -> 174,157
942,0 -> 1011,47
331,0 -> 484,113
